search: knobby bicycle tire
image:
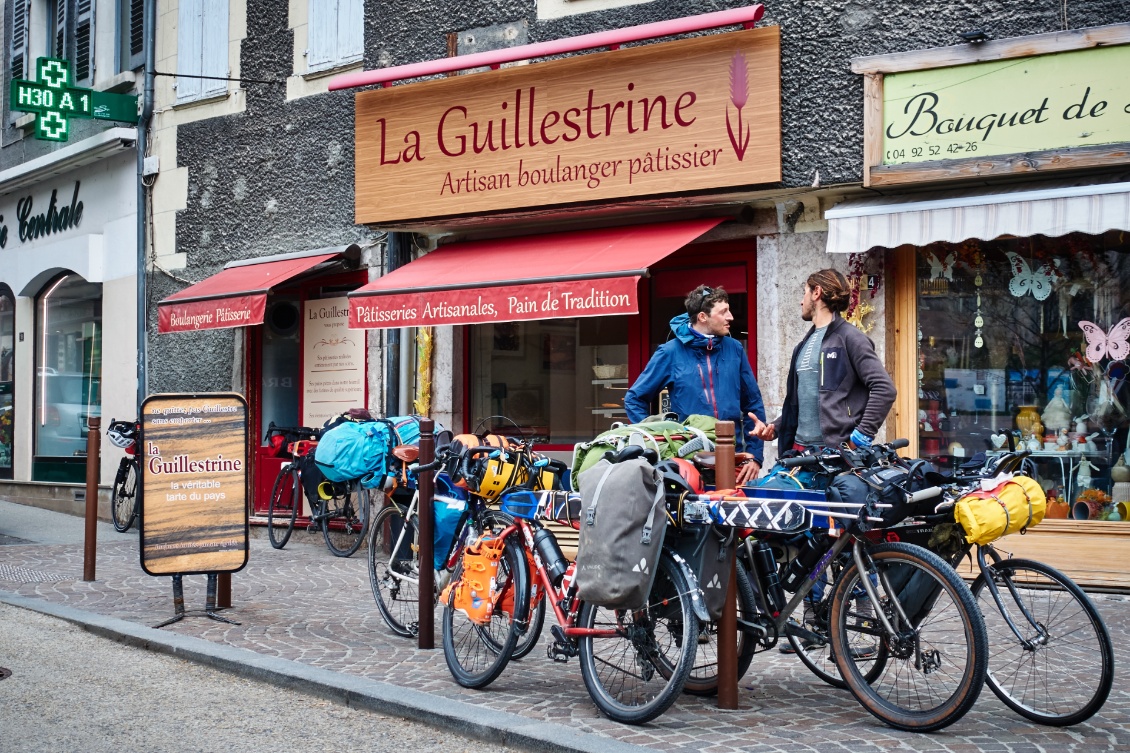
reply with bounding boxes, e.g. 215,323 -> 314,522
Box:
267,466 -> 300,550
111,459 -> 139,533
682,557 -> 758,696
441,529 -> 529,689
323,484 -> 369,557
577,550 -> 698,724
788,555 -> 889,689
972,557 -> 1114,726
368,503 -> 420,637
830,542 -> 988,733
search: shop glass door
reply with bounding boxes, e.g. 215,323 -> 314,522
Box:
0,286 -> 14,479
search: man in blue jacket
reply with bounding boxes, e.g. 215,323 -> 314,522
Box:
624,285 -> 766,484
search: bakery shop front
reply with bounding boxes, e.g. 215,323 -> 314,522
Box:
334,8 -> 780,453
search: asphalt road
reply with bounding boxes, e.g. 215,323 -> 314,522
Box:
0,603 -> 513,753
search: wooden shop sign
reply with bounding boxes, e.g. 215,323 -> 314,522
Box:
355,26 -> 781,223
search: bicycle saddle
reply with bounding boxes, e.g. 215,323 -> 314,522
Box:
392,444 -> 419,463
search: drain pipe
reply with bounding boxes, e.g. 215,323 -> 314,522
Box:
384,233 -> 410,416
136,0 -> 156,417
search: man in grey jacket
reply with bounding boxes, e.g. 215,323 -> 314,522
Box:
750,269 -> 895,452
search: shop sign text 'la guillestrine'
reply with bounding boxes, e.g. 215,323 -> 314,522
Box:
354,27 -> 782,224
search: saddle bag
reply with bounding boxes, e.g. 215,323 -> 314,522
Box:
575,457 -> 667,609
954,475 -> 1046,545
670,524 -> 734,621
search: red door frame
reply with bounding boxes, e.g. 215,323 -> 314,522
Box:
247,269 -> 368,516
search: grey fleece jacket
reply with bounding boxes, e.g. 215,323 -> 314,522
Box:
773,315 -> 896,450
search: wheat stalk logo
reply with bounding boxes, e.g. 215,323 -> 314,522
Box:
726,51 -> 751,161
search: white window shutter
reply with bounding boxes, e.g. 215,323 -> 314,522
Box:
74,0 -> 95,86
200,0 -> 228,96
307,0 -> 338,72
176,0 -> 203,101
54,0 -> 68,60
10,0 -> 30,80
338,0 -> 363,66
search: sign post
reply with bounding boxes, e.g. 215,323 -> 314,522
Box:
140,393 -> 249,627
9,57 -> 139,141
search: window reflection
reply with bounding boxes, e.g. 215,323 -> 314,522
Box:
471,317 -> 629,445
35,274 -> 102,460
0,287 -> 14,478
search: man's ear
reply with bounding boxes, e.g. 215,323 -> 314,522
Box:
811,285 -> 823,302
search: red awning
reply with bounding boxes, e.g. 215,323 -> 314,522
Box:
349,218 -> 724,328
158,252 -> 338,333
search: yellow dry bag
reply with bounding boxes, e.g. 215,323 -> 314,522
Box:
954,475 -> 1046,546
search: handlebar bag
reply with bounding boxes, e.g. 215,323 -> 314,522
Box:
314,421 -> 391,487
954,475 -> 1046,546
575,457 -> 667,609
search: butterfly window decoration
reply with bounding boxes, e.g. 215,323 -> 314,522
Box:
925,250 -> 955,281
1079,318 -> 1130,363
1004,252 -> 1063,301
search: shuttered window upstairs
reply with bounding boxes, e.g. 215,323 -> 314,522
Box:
10,0 -> 30,81
307,0 -> 362,73
118,0 -> 142,72
176,0 -> 228,102
74,0 -> 94,85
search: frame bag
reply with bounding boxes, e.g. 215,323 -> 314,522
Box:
575,457 -> 667,609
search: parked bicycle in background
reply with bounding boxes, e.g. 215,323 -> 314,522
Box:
107,419 -> 140,532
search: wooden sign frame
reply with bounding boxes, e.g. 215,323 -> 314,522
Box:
853,23 -> 1130,188
140,393 -> 250,576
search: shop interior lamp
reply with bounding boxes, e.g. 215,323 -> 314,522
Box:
959,29 -> 991,43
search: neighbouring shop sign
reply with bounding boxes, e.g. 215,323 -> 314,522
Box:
355,26 -> 781,223
302,297 -> 365,426
9,58 -> 138,141
140,394 -> 249,576
883,44 -> 1130,165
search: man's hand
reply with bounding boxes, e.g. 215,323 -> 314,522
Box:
736,460 -> 761,486
748,412 -> 776,441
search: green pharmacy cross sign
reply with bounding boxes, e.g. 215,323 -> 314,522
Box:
9,57 -> 139,141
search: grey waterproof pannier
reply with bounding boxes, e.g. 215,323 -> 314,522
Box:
575,457 -> 667,609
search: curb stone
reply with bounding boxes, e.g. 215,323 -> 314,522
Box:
0,590 -> 653,753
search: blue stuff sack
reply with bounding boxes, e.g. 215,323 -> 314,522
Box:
433,476 -> 469,570
754,462 -> 833,527
314,421 -> 392,487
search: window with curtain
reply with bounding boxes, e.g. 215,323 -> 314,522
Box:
306,0 -> 362,73
176,0 -> 228,102
34,275 -> 101,480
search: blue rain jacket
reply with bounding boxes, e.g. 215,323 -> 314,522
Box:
623,313 -> 765,462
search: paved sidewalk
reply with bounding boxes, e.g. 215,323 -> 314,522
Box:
1,499 -> 1128,752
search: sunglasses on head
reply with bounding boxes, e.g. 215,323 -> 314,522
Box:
696,287 -> 714,314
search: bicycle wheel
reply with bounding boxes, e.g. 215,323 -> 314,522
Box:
682,557 -> 758,696
578,550 -> 698,724
830,542 -> 988,732
788,557 -> 889,689
368,503 -> 421,637
267,466 -> 300,550
441,529 -> 529,689
323,484 -> 370,557
111,460 -> 139,533
971,557 -> 1114,726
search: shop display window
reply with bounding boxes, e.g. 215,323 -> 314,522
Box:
0,286 -> 14,479
916,230 -> 1130,522
470,317 -> 628,446
33,274 -> 102,482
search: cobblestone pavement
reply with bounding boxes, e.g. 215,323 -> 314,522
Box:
1,518 -> 1128,752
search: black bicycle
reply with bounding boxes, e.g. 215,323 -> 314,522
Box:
267,424 -> 370,557
107,419 -> 140,532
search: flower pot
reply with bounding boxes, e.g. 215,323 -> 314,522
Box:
1073,499 -> 1104,520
